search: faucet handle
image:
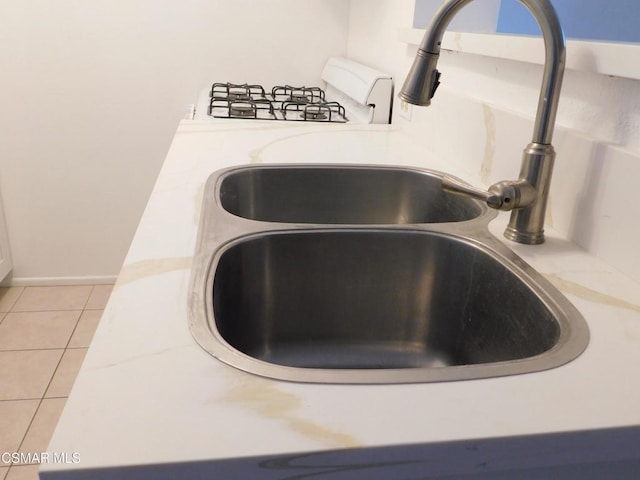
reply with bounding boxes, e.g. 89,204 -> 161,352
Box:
441,175 -> 503,209
441,175 -> 536,212
430,69 -> 441,98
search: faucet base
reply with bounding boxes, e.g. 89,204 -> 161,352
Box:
502,142 -> 556,245
504,225 -> 545,245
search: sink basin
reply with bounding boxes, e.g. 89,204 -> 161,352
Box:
202,230 -> 586,383
218,165 -> 484,224
189,164 -> 589,384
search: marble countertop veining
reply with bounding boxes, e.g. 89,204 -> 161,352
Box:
42,120 -> 640,479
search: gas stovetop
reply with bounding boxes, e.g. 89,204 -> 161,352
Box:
191,58 -> 393,125
206,83 -> 348,123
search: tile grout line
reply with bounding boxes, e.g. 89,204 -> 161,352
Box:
8,284 -> 97,314
3,285 -> 110,473
5,308 -> 89,314
0,346 -> 78,354
0,308 -> 83,353
10,286 -> 96,470
10,400 -> 44,469
0,286 -> 26,323
1,284 -> 32,472
0,396 -> 53,403
81,285 -> 96,311
11,343 -> 69,467
9,287 -> 26,313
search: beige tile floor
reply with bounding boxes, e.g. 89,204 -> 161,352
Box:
0,285 -> 112,480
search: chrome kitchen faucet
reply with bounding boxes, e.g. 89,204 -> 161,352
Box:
400,0 -> 565,244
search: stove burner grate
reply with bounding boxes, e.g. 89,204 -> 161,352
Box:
281,101 -> 347,123
210,83 -> 267,102
209,98 -> 275,120
271,85 -> 326,104
204,82 -> 348,122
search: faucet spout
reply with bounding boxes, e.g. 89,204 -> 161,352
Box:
400,0 -> 566,244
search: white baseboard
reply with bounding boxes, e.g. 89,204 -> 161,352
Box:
2,275 -> 117,287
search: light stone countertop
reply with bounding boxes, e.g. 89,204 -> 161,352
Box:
42,121 -> 640,479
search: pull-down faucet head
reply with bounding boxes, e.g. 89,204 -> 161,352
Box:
399,51 -> 441,106
400,0 -> 566,244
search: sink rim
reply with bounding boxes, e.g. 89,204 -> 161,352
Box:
189,164 -> 589,384
190,225 -> 590,384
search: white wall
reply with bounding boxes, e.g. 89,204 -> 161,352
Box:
0,0 -> 349,285
346,0 -> 415,81
347,0 -> 640,283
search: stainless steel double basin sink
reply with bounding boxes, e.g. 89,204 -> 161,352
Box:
189,165 -> 589,384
